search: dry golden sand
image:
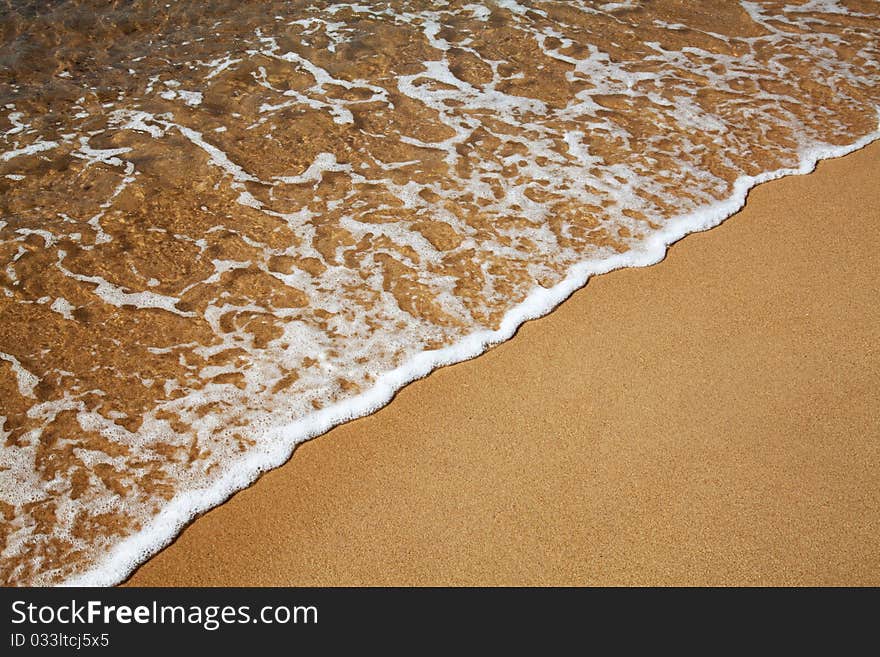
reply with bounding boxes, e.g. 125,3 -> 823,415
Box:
127,142 -> 880,586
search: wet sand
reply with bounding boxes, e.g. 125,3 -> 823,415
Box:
127,141 -> 880,586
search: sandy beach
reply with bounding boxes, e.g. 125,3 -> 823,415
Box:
2,1 -> 878,587
125,141 -> 880,587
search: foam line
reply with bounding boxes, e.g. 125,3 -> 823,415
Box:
63,123 -> 880,587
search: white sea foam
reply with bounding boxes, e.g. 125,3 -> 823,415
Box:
63,125 -> 880,586
1,140 -> 59,162
0,352 -> 39,398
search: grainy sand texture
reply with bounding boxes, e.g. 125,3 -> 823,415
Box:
127,142 -> 880,587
